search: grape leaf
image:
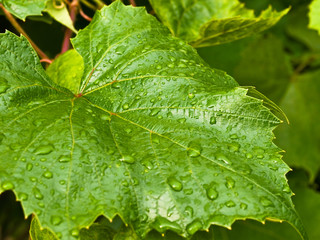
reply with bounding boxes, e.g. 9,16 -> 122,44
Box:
309,0 -> 320,34
149,0 -> 288,47
43,0 -> 77,33
0,0 -> 47,20
0,2 -> 307,240
46,49 -> 83,94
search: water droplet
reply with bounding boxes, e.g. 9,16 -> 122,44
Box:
184,206 -> 193,217
167,176 -> 183,191
206,187 -> 218,200
184,188 -> 193,195
246,153 -> 253,159
122,103 -> 129,110
240,203 -> 248,210
2,181 -> 14,190
225,200 -> 236,208
34,145 -> 54,155
216,153 -> 229,164
260,197 -> 273,207
18,192 -> 28,200
149,109 -> 160,116
100,114 -> 111,121
187,220 -> 202,235
187,147 -> 201,158
142,160 -> 153,170
228,143 -> 239,152
120,155 -> 135,164
178,118 -> 186,124
111,82 -> 120,89
26,163 -> 33,171
209,116 -> 216,125
71,229 -> 79,237
282,186 -> 291,193
115,45 -> 126,55
188,93 -> 195,99
59,155 -> 71,163
50,215 -> 62,226
225,177 -> 235,189
59,180 -> 66,185
34,188 -> 44,200
43,171 -> 53,179
154,217 -> 182,233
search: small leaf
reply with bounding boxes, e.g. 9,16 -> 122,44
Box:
44,0 -> 78,33
309,0 -> 320,34
0,2 -> 307,240
0,0 -> 47,20
149,0 -> 289,47
46,49 -> 83,94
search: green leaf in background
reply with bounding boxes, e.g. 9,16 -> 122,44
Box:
46,49 -> 83,94
0,2 -> 307,240
276,70 -> 320,182
149,0 -> 288,47
309,0 -> 320,34
44,0 -> 77,33
0,0 -> 47,20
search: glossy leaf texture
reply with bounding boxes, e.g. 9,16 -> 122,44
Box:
0,1 -> 307,240
149,0 -> 288,47
0,0 -> 47,20
309,0 -> 320,34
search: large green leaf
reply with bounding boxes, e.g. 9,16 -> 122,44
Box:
149,0 -> 288,47
0,0 -> 47,20
309,0 -> 320,34
0,2 -> 307,240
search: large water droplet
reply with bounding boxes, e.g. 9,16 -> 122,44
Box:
34,188 -> 44,200
51,216 -> 62,226
18,192 -> 28,200
184,206 -> 193,217
2,181 -> 14,190
167,176 -> 183,191
154,217 -> 181,233
120,155 -> 135,164
187,220 -> 202,235
34,145 -> 54,155
206,187 -> 218,200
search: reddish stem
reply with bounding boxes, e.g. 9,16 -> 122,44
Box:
61,0 -> 79,54
79,8 -> 92,21
129,0 -> 136,6
40,59 -> 53,64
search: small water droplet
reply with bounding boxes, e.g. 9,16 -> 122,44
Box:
122,103 -> 129,110
209,116 -> 216,125
111,82 -> 120,89
206,187 -> 218,200
240,203 -> 248,210
34,145 -> 54,155
246,153 -> 253,159
187,147 -> 201,158
178,118 -> 186,124
225,200 -> 236,208
71,229 -> 79,237
187,220 -> 202,235
59,180 -> 66,185
34,188 -> 44,200
100,114 -> 111,121
120,155 -> 135,164
260,197 -> 273,207
59,155 -> 71,163
184,188 -> 193,195
51,216 -> 62,226
2,181 -> 14,190
115,45 -> 126,55
228,143 -> 239,152
43,171 -> 53,179
225,177 -> 235,189
149,109 -> 160,116
216,153 -> 229,164
26,163 -> 33,171
184,206 -> 193,217
282,186 -> 291,193
167,176 -> 183,191
188,93 -> 195,99
18,192 -> 28,200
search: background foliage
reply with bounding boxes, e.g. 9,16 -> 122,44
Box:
0,0 -> 319,239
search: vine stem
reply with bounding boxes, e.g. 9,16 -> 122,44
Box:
61,0 -> 79,54
0,3 -> 50,60
129,0 -> 136,6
